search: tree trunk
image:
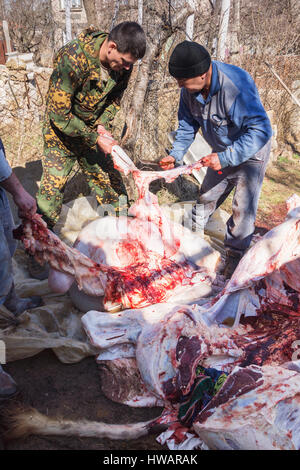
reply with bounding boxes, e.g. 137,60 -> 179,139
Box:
111,0 -> 120,30
230,0 -> 240,55
206,0 -> 220,55
186,0 -> 195,40
0,0 -> 4,20
138,0 -> 143,25
82,0 -> 98,27
122,2 -> 195,155
2,20 -> 12,53
217,0 -> 231,60
65,0 -> 72,43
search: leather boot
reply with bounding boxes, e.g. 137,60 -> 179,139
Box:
222,249 -> 244,279
0,365 -> 18,399
28,255 -> 49,280
3,283 -> 43,316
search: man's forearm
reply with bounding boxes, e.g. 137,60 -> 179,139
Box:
0,172 -> 25,198
1,171 -> 37,217
169,134 -> 195,163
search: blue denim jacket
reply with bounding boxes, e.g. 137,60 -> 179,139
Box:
0,139 -> 15,303
169,61 -> 272,168
0,138 -> 12,211
0,138 -> 12,182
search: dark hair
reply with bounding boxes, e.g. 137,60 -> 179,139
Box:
108,21 -> 146,59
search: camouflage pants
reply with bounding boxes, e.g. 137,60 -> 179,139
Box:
37,125 -> 128,228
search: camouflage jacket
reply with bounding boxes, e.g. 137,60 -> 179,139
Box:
44,28 -> 132,148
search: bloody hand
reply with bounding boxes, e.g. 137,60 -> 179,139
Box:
159,156 -> 176,170
200,153 -> 222,171
96,125 -> 118,154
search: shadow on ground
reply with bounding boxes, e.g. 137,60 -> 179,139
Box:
9,160 -> 91,224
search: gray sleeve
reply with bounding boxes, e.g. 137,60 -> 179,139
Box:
0,139 -> 12,182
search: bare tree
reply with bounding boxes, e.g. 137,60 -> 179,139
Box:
5,0 -> 55,63
122,0 -> 195,155
83,0 -> 98,27
186,0 -> 195,40
0,0 -> 4,20
111,0 -> 120,29
65,0 -> 72,43
239,0 -> 300,58
230,0 -> 240,55
203,0 -> 220,54
217,0 -> 230,60
138,0 -> 143,25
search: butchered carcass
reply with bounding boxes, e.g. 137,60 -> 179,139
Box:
15,153 -> 221,312
81,194 -> 300,449
47,213 -> 221,312
13,141 -> 300,449
193,363 -> 300,450
82,194 -> 300,398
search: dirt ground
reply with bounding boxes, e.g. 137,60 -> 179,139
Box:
2,350 -> 165,451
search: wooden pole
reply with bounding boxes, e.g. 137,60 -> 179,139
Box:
217,0 -> 231,60
186,0 -> 195,41
2,20 -> 12,53
65,0 -> 72,43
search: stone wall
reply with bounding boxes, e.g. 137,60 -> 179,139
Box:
0,63 -> 50,126
0,62 -> 51,168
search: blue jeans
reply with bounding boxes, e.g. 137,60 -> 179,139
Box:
0,189 -> 16,304
192,139 -> 271,254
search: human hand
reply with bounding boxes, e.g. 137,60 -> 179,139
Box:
13,189 -> 37,218
97,124 -> 112,138
200,153 -> 222,171
97,134 -> 118,154
159,155 -> 176,170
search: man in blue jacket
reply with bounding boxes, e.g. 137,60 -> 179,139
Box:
160,41 -> 272,278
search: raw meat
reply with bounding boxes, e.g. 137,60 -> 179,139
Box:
13,214 -> 107,296
14,141 -> 300,449
193,363 -> 300,450
82,194 -> 300,449
15,151 -> 221,311
82,194 -> 300,399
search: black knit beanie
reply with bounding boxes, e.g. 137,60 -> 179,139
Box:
169,41 -> 211,79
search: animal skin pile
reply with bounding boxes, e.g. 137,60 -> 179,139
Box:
14,146 -> 300,450
81,189 -> 300,450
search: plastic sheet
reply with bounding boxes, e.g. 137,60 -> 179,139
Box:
0,195 -> 226,364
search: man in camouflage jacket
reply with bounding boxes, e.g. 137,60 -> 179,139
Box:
37,21 -> 146,229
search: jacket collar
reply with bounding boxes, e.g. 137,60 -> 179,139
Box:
194,61 -> 220,104
78,29 -> 119,87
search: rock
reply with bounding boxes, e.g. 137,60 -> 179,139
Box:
6,59 -> 26,70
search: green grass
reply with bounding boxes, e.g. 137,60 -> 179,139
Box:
221,153 -> 300,229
